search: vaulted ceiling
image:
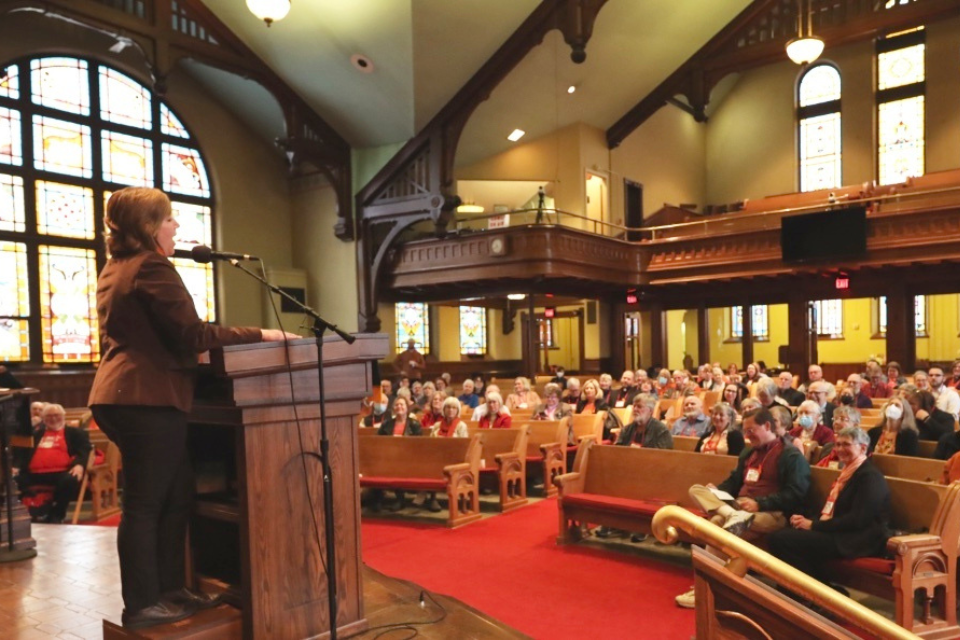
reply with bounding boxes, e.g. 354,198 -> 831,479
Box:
199,0 -> 751,164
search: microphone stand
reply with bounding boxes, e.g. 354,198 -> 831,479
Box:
229,259 -> 353,640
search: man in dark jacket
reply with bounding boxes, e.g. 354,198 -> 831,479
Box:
616,393 -> 673,449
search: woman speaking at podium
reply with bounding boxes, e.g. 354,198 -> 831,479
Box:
89,187 -> 295,630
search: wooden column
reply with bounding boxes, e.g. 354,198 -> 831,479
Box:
697,306 -> 710,366
787,293 -> 812,374
741,304 -> 754,368
885,288 -> 916,371
650,304 -> 667,368
610,302 -> 627,376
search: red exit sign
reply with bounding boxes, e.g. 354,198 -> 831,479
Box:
835,276 -> 850,290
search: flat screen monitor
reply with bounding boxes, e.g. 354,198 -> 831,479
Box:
781,205 -> 867,264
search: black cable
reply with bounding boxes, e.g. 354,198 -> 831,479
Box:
344,590 -> 448,640
258,258 -> 329,581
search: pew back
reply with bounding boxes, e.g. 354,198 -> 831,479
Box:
466,427 -> 529,465
515,420 -> 565,458
673,435 -> 699,452
359,434 -> 480,478
871,453 -> 945,484
567,412 -> 604,443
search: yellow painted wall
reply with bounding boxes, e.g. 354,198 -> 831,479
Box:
918,294 -> 960,362
489,309 -> 522,361
665,309 -> 687,371
704,305 -> 789,369
816,298 -> 885,363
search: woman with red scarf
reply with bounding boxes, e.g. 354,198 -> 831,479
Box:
767,427 -> 890,584
431,396 -> 468,438
478,392 -> 511,429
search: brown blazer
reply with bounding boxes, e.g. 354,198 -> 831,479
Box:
88,250 -> 261,412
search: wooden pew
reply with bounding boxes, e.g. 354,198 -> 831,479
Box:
673,435 -> 699,452
358,427 -> 378,436
566,412 -> 605,445
871,453 -> 945,484
358,434 -> 482,528
810,467 -> 960,638
917,440 -> 939,458
554,443 -> 738,544
467,427 -> 529,512
514,420 -> 566,497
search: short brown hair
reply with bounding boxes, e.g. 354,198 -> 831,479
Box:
104,188 -> 170,255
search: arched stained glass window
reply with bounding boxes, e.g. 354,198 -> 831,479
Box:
459,306 -> 487,355
0,55 -> 215,364
730,305 -> 769,340
395,302 -> 429,354
877,30 -> 925,185
797,64 -> 842,192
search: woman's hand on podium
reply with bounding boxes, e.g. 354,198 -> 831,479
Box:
261,329 -> 301,342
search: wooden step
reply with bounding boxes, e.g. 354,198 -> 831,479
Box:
103,604 -> 242,640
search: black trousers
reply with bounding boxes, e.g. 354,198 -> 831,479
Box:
17,470 -> 81,520
91,405 -> 193,613
767,527 -> 843,583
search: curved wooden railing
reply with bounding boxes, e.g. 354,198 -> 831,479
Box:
651,505 -> 920,640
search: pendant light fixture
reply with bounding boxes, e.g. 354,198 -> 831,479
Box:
246,0 -> 291,27
786,0 -> 824,65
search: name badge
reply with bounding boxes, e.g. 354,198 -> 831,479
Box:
745,468 -> 760,483
822,500 -> 835,516
630,442 -> 643,449
519,403 -> 527,409
616,399 -> 625,408
828,461 -> 840,470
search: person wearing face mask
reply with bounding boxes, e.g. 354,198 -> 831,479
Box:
867,398 -> 919,456
362,401 -> 388,429
788,400 -> 836,447
671,395 -> 711,437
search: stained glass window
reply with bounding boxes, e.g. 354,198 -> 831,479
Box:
99,67 -> 152,129
0,64 -> 19,99
38,245 -> 99,363
0,107 -> 23,166
36,181 -> 96,239
459,306 -> 487,355
30,58 -> 90,116
730,306 -> 769,339
0,174 -> 25,232
1,54 -> 216,363
814,299 -> 843,337
101,131 -> 153,186
877,296 -> 926,336
33,115 -> 93,178
395,303 -> 430,354
0,242 -> 30,361
163,143 -> 210,197
539,319 -> 554,348
877,33 -> 924,186
797,64 -> 841,193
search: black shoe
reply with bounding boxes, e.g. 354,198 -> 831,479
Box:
122,602 -> 195,629
630,534 -> 647,543
595,526 -> 614,539
425,498 -> 442,513
162,587 -> 222,610
385,499 -> 406,512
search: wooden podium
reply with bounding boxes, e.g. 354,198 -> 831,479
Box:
183,334 -> 386,639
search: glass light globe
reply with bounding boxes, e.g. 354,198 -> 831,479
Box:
786,36 -> 825,65
246,0 -> 291,26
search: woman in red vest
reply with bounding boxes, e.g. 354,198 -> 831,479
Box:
16,403 -> 91,523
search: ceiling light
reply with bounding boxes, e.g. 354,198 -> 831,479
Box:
567,85 -> 576,94
247,0 -> 291,26
457,203 -> 484,214
507,294 -> 526,301
351,54 -> 375,74
507,129 -> 525,142
786,0 -> 823,65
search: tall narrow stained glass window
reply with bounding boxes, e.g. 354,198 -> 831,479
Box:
0,54 -> 216,363
814,299 -> 844,337
395,303 -> 430,354
459,306 -> 487,355
797,64 -> 842,192
877,296 -> 927,336
877,30 -> 925,185
730,305 -> 769,340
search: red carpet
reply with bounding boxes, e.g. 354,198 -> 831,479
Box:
361,498 -> 696,639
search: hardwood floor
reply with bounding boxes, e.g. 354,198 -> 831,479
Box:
0,524 -> 527,639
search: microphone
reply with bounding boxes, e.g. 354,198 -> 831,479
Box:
178,245 -> 260,264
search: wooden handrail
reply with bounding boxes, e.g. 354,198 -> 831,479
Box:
651,506 -> 921,640
453,207 -> 629,235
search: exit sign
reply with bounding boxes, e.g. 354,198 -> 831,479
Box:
835,276 -> 850,290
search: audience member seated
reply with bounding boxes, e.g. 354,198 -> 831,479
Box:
807,381 -> 835,428
362,400 -> 388,429
677,407 -> 811,608
886,361 -> 907,389
532,383 -> 575,421
472,385 -> 511,420
550,367 -> 566,387
457,379 -> 480,409
816,406 -> 861,468
653,368 -> 672,396
395,388 -> 416,416
662,386 -> 697,423
789,400 -> 836,447
478,392 -> 512,429
638,378 -> 657,397
797,364 -> 836,401
768,427 -> 890,587
561,377 -> 581,406
867,397 -> 919,456
609,370 -> 639,408
769,404 -> 802,452
420,392 -> 444,431
30,401 -> 46,431
756,378 -> 789,410
905,389 -> 954,441
742,363 -> 764,393
948,360 -> 960,390
431,396 -> 468,438
776,371 -> 805,407
720,382 -> 745,413
372,396 -> 423,511
699,365 -> 722,392
15,403 -> 91,523
434,377 -> 447,394
695,402 -> 744,456
598,373 -> 614,405
575,379 -> 609,415
862,364 -> 893,399
635,369 -> 650,387
913,370 -> 931,393
671,396 -> 711,437
615,394 -> 673,449
505,377 -> 540,411
416,381 -> 435,410
929,366 -> 960,420
472,373 -> 486,398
